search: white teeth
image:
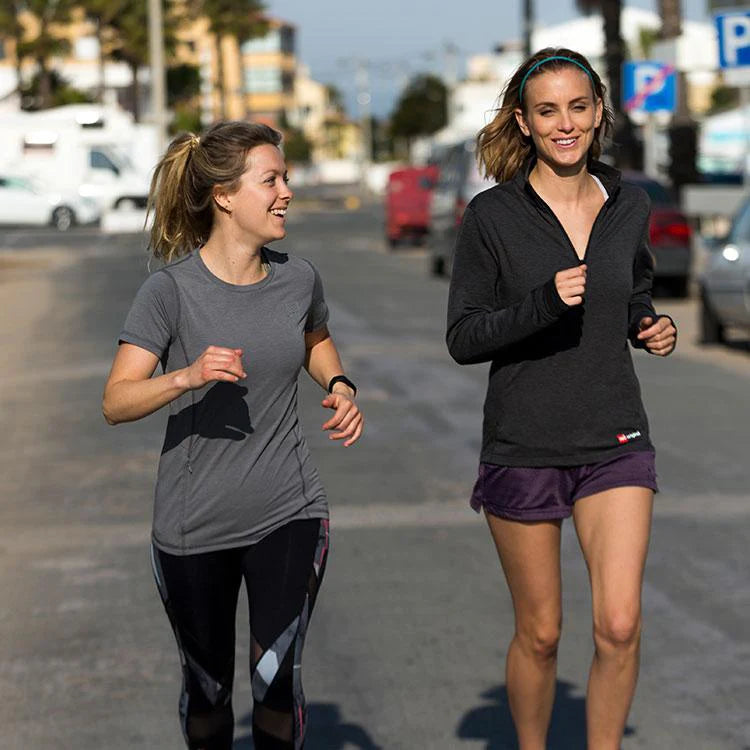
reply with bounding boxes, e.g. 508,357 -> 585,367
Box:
270,209 -> 286,216
555,138 -> 576,145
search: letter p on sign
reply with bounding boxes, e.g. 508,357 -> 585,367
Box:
717,12 -> 750,68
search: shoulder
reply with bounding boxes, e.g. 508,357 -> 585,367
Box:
467,181 -> 517,216
615,181 -> 651,222
267,249 -> 320,282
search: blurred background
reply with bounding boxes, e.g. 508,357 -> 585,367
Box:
1,1 -> 749,748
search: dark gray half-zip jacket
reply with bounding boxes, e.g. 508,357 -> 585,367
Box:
447,159 -> 662,467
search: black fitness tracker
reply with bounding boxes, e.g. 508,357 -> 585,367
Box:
327,375 -> 357,397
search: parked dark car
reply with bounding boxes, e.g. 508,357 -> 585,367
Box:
621,171 -> 693,297
427,140 -> 493,276
385,165 -> 439,247
699,195 -> 750,344
428,153 -> 692,298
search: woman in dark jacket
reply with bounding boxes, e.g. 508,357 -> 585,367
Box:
447,48 -> 675,750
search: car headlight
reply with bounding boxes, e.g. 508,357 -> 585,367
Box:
722,245 -> 740,262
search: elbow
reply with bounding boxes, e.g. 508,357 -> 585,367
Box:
446,335 -> 474,366
102,392 -> 121,426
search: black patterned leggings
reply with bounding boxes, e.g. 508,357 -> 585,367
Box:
151,518 -> 329,750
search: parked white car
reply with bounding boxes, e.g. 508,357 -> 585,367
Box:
700,195 -> 750,343
0,174 -> 101,231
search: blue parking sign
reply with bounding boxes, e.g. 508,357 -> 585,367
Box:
622,62 -> 676,113
716,12 -> 750,68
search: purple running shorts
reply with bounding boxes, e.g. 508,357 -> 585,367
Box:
470,451 -> 658,521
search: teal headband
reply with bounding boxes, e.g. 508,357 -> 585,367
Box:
519,56 -> 594,101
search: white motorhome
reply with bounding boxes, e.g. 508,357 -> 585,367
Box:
0,104 -> 159,211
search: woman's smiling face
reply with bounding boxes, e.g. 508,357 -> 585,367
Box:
515,66 -> 603,174
217,144 -> 293,248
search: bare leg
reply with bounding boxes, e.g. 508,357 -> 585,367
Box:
572,487 -> 653,750
485,514 -> 563,750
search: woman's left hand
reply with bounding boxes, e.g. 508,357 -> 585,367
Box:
637,315 -> 677,356
321,392 -> 364,446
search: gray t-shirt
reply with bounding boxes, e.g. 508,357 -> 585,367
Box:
120,248 -> 329,554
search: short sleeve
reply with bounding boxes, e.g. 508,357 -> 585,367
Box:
303,261 -> 329,332
118,269 -> 179,358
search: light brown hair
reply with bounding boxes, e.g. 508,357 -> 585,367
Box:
477,47 -> 613,184
147,121 -> 282,263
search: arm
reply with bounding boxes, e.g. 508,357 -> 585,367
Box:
446,205 -> 577,365
102,343 -> 246,425
627,216 -> 677,356
304,326 -> 363,446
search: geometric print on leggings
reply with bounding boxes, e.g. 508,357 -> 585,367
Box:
251,614 -> 300,702
251,519 -> 329,750
293,519 -> 329,749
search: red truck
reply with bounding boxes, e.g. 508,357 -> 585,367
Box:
385,165 -> 439,248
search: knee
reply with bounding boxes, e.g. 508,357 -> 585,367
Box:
593,609 -> 641,654
517,620 -> 562,662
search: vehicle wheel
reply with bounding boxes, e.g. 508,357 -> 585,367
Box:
51,206 -> 75,231
700,292 -> 725,344
116,197 -> 138,210
387,237 -> 399,250
430,254 -> 445,277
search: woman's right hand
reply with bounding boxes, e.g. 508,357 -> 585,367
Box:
183,346 -> 246,389
554,264 -> 587,307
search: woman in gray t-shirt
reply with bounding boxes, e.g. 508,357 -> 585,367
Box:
103,121 -> 363,750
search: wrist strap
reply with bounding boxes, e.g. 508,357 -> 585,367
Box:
327,374 -> 357,397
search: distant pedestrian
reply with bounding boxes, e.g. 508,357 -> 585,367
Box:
446,48 -> 676,749
103,121 -> 363,749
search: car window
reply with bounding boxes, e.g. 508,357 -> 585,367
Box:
5,177 -> 34,192
728,199 -> 750,243
90,149 -> 120,175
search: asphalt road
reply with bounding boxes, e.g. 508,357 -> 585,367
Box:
0,204 -> 748,750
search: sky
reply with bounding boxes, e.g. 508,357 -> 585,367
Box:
267,0 -> 712,117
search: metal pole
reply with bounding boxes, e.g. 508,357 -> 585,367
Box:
356,60 -> 372,191
148,0 -> 168,153
643,114 -> 658,178
523,0 -> 534,58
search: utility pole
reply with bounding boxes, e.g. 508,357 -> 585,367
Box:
148,0 -> 168,154
523,0 -> 534,58
355,59 -> 372,191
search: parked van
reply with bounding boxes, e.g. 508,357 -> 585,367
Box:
385,165 -> 439,247
428,140 -> 493,276
0,104 -> 157,211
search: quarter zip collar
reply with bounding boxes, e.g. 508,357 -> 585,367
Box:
514,156 -> 622,204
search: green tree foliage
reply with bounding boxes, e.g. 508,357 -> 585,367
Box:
197,0 -> 267,118
389,74 -> 447,143
102,0 -> 180,122
709,85 -> 740,114
20,68 -> 93,109
0,0 -> 24,88
12,0 -> 77,109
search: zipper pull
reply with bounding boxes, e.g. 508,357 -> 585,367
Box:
187,461 -> 193,474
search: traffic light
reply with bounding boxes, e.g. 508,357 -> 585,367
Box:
667,122 -> 699,191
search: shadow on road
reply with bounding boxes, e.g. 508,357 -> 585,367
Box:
234,703 -> 382,749
456,680 -> 635,749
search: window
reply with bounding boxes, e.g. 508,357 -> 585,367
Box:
90,150 -> 120,175
244,67 -> 282,93
242,30 -> 280,54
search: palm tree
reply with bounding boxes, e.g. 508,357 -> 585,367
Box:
199,0 -> 267,119
15,0 -> 76,109
575,0 -> 641,167
0,0 -> 24,95
79,0 -> 130,102
106,0 -> 179,122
